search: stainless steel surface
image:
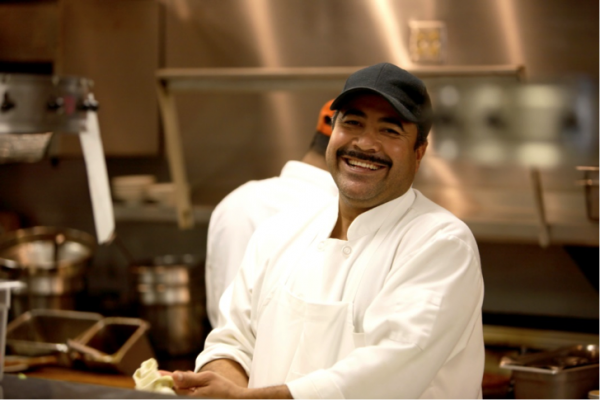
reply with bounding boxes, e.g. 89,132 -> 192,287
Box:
0,74 -> 93,135
428,79 -> 598,168
0,133 -> 53,164
501,344 -> 600,399
156,65 -> 526,229
5,309 -> 102,365
155,0 -> 599,246
161,0 -> 598,196
501,344 -> 599,373
68,317 -> 154,376
132,255 -> 207,356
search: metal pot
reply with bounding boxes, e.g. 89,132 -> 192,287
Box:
0,226 -> 96,316
131,254 -> 208,357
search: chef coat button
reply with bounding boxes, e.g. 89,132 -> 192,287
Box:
317,241 -> 325,250
342,246 -> 352,255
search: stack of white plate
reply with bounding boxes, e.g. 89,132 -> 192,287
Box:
145,183 -> 176,207
111,175 -> 156,205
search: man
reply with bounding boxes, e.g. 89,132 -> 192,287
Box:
166,63 -> 485,398
205,100 -> 338,328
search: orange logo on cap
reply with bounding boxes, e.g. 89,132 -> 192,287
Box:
316,99 -> 335,136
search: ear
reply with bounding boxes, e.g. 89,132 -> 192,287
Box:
414,141 -> 428,172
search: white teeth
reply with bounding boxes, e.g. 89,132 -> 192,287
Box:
347,159 -> 380,170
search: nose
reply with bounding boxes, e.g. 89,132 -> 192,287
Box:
354,125 -> 381,152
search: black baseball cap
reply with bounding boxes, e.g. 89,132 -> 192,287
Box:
330,63 -> 433,136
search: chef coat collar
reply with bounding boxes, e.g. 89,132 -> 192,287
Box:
346,188 -> 416,241
280,161 -> 338,197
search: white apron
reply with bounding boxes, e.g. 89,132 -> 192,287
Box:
248,206 -> 404,388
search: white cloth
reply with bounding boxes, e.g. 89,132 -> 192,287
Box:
133,358 -> 175,395
196,188 -> 485,399
205,161 -> 338,327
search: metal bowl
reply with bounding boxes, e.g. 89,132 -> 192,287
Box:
0,227 -> 96,303
0,226 -> 96,275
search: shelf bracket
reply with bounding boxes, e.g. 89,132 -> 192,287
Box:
155,81 -> 194,229
530,167 -> 551,248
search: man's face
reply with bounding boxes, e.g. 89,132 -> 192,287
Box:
326,93 -> 427,211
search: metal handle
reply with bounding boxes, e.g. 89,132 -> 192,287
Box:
66,338 -> 111,362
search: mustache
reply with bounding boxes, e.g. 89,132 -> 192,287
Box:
336,149 -> 392,168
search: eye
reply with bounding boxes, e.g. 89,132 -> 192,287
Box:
382,127 -> 401,135
342,118 -> 361,126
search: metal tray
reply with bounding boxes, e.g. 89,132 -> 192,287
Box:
67,317 -> 155,375
500,344 -> 599,399
5,309 -> 102,365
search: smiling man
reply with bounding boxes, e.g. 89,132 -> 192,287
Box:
164,63 -> 485,399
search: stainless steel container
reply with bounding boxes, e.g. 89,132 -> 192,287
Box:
501,344 -> 600,399
5,309 -> 102,366
577,166 -> 599,221
131,254 -> 208,357
0,226 -> 96,316
67,317 -> 154,376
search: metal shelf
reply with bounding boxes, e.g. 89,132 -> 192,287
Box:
113,203 -> 213,225
155,65 -> 525,229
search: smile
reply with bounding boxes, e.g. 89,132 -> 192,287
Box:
344,158 -> 384,171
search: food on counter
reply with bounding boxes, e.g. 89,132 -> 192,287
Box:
133,358 -> 175,395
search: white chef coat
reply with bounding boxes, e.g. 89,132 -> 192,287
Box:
197,188 -> 485,399
205,161 -> 338,327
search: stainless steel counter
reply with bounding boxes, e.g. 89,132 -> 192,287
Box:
0,373 -> 184,399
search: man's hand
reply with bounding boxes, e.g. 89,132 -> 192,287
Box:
162,371 -> 293,399
169,370 -> 244,398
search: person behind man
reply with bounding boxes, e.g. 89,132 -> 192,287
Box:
204,100 -> 338,328
165,63 -> 485,398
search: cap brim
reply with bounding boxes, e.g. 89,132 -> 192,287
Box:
330,87 -> 419,123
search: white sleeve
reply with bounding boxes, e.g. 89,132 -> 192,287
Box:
196,231 -> 261,376
286,233 -> 484,399
205,194 -> 257,328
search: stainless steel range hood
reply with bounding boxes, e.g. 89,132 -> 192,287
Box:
152,0 -> 598,248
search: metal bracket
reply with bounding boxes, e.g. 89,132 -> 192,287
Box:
529,167 -> 551,248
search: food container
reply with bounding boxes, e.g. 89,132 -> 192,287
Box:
576,166 -> 599,221
5,309 -> 102,366
500,344 -> 599,399
67,317 -> 154,375
131,254 -> 208,357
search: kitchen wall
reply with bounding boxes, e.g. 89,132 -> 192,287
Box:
0,0 -> 598,332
